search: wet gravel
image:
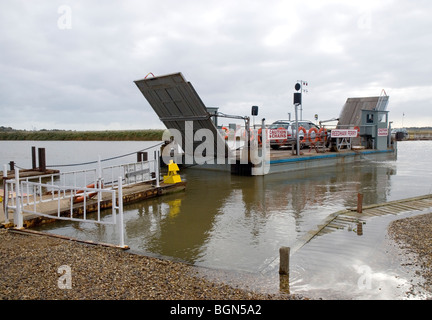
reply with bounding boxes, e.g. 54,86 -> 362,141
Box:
388,212 -> 432,297
0,229 -> 301,300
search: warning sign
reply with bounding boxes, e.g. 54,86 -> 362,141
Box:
268,129 -> 288,140
378,128 -> 388,136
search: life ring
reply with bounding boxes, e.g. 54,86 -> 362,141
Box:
319,127 -> 328,142
354,126 -> 360,137
308,127 -> 320,143
298,127 -> 307,143
221,127 -> 229,140
249,128 -> 254,142
258,128 -> 262,145
73,183 -> 102,203
242,128 -> 255,141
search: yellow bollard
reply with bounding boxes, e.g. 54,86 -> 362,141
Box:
163,160 -> 182,184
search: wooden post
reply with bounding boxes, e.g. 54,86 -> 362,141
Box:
137,152 -> 148,162
356,222 -> 363,236
31,146 -> 37,170
357,193 -> 363,213
9,161 -> 15,171
279,246 -> 290,275
38,148 -> 46,172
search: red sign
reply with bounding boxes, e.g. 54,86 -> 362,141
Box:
268,129 -> 288,140
378,128 -> 388,136
331,129 -> 358,138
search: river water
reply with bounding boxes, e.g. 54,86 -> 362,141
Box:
1,140 -> 432,299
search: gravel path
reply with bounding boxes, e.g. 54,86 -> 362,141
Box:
0,229 -> 300,300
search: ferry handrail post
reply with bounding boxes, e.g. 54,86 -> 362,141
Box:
117,176 -> 125,248
14,168 -> 23,229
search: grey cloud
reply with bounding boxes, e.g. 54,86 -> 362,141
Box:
1,0 -> 432,130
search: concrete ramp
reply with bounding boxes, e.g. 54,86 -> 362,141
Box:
134,73 -> 228,161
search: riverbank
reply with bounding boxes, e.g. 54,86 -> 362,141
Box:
1,211 -> 432,300
0,129 -> 164,141
0,228 -> 302,300
388,212 -> 432,296
1,127 -> 432,141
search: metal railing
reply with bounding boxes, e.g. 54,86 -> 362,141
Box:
4,168 -> 126,248
3,155 -> 162,247
4,156 -> 160,208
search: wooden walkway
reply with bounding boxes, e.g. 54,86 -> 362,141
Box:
290,194 -> 432,254
1,168 -> 60,180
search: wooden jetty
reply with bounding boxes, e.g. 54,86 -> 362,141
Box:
0,181 -> 186,229
1,168 -> 60,180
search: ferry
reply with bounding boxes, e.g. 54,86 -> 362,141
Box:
134,72 -> 396,176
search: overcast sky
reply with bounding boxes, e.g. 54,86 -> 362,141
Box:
1,0 -> 431,131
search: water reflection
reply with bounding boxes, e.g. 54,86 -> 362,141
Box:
116,156 -> 398,272
35,155 -> 399,272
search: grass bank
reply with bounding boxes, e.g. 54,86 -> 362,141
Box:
0,129 -> 165,141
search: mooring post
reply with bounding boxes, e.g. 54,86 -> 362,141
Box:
38,148 -> 46,172
279,246 -> 290,275
31,146 -> 37,170
357,193 -> 363,213
9,161 -> 15,171
137,152 -> 148,162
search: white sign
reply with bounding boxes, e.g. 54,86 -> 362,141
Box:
378,128 -> 388,136
331,129 -> 358,138
268,129 -> 288,140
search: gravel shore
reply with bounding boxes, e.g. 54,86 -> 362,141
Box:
0,228 -> 300,300
1,212 -> 431,300
387,212 -> 432,296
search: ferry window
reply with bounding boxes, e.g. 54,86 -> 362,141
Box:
366,114 -> 374,123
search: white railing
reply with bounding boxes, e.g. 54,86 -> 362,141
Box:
5,157 -> 160,208
3,154 -> 161,247
3,168 -> 131,248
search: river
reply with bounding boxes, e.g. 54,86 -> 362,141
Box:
1,140 -> 432,299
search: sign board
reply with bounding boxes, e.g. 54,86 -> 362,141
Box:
378,128 -> 388,136
268,129 -> 288,140
331,129 -> 358,138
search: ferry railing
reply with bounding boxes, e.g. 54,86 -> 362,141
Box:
4,168 -> 126,248
5,157 -> 160,206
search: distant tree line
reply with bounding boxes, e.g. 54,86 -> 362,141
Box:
0,127 -> 164,141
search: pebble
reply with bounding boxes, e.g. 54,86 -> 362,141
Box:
0,229 -> 301,300
2,212 -> 430,300
387,212 -> 432,297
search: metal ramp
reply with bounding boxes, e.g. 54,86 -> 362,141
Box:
134,73 -> 229,161
337,94 -> 389,128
